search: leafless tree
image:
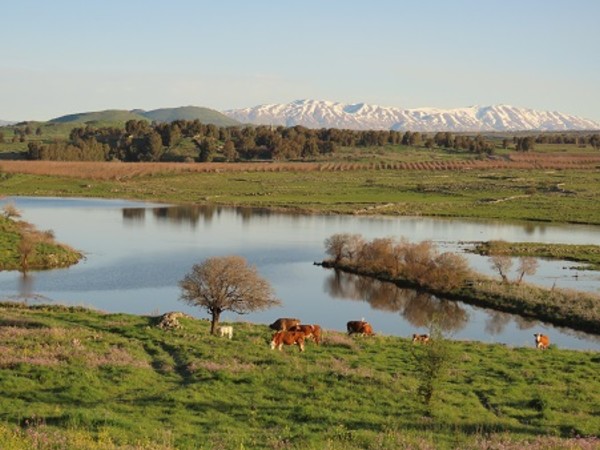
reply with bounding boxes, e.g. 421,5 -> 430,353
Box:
516,256 -> 539,284
324,233 -> 364,264
490,254 -> 513,283
179,256 -> 281,334
2,202 -> 21,220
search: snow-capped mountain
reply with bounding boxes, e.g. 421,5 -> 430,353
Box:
224,100 -> 600,132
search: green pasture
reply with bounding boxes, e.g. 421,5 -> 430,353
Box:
0,303 -> 598,449
2,168 -> 600,225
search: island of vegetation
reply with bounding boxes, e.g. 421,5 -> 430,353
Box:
320,233 -> 600,336
0,203 -> 82,272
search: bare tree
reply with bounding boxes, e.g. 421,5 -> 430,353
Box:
179,256 -> 281,334
490,254 -> 513,283
3,202 -> 21,220
324,233 -> 364,264
18,232 -> 37,274
516,256 -> 539,284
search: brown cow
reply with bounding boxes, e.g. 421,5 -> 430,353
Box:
347,320 -> 374,336
412,333 -> 430,344
270,331 -> 305,352
534,333 -> 550,349
288,324 -> 322,345
269,318 -> 301,331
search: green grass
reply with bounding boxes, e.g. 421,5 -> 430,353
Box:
0,303 -> 598,449
0,216 -> 82,271
472,241 -> 600,270
2,168 -> 600,225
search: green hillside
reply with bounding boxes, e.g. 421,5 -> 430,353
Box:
141,106 -> 240,126
0,303 -> 597,449
48,109 -> 149,125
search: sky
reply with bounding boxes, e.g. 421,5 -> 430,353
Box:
1,0 -> 599,122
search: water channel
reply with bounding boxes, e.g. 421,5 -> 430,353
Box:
1,196 -> 599,350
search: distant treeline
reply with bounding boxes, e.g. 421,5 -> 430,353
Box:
17,120 -> 600,162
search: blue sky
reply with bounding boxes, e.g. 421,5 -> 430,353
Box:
2,0 -> 599,121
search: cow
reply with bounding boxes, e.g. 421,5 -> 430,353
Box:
270,331 -> 305,352
288,324 -> 322,345
412,333 -> 430,344
347,320 -> 374,336
269,318 -> 301,331
217,325 -> 233,339
534,333 -> 550,349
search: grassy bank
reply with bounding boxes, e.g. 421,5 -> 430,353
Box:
0,303 -> 598,450
320,260 -> 600,336
0,215 -> 82,271
472,240 -> 600,271
1,161 -> 600,224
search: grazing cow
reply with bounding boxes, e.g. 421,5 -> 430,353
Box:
534,333 -> 550,349
217,325 -> 233,339
288,324 -> 322,345
412,333 -> 430,344
347,320 -> 374,336
269,318 -> 301,331
270,331 -> 305,352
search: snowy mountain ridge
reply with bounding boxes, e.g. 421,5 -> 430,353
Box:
224,99 -> 600,132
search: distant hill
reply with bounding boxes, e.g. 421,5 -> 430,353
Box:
224,99 -> 600,132
49,109 -> 148,125
0,120 -> 17,127
141,106 -> 240,126
49,106 -> 240,127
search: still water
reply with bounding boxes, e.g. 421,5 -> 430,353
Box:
1,196 -> 599,350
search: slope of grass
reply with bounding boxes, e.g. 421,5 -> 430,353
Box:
141,106 -> 241,126
0,302 -> 598,449
48,110 -> 149,124
0,216 -> 82,271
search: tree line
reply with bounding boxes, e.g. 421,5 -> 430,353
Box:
15,119 -> 600,162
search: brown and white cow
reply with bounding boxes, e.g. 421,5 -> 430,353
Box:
288,324 -> 322,345
412,333 -> 430,344
347,320 -> 374,336
534,333 -> 550,349
269,318 -> 301,331
270,331 -> 306,352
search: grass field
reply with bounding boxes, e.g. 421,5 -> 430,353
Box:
1,159 -> 600,225
0,303 -> 598,450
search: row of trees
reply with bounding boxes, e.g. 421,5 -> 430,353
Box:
23,119 -> 505,162
16,118 -> 600,162
324,233 -> 470,291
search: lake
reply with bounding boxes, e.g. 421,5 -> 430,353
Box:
1,196 -> 599,350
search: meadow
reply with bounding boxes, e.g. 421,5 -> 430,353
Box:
1,157 -> 600,225
0,303 -> 598,450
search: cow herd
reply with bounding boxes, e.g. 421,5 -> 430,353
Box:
217,318 -> 551,352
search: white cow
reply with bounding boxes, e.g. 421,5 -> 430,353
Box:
217,325 -> 233,339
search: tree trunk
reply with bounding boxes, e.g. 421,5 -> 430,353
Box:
210,310 -> 221,335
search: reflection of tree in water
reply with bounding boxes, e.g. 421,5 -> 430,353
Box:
122,208 -> 146,223
143,205 -> 221,227
484,310 -> 537,335
324,270 -> 468,332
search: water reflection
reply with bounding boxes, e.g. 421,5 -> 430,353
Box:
484,310 -> 536,335
324,270 -> 469,332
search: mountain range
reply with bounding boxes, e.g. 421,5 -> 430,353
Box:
3,101 -> 599,132
224,99 -> 600,132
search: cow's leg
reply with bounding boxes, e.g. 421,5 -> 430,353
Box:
299,340 -> 305,352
